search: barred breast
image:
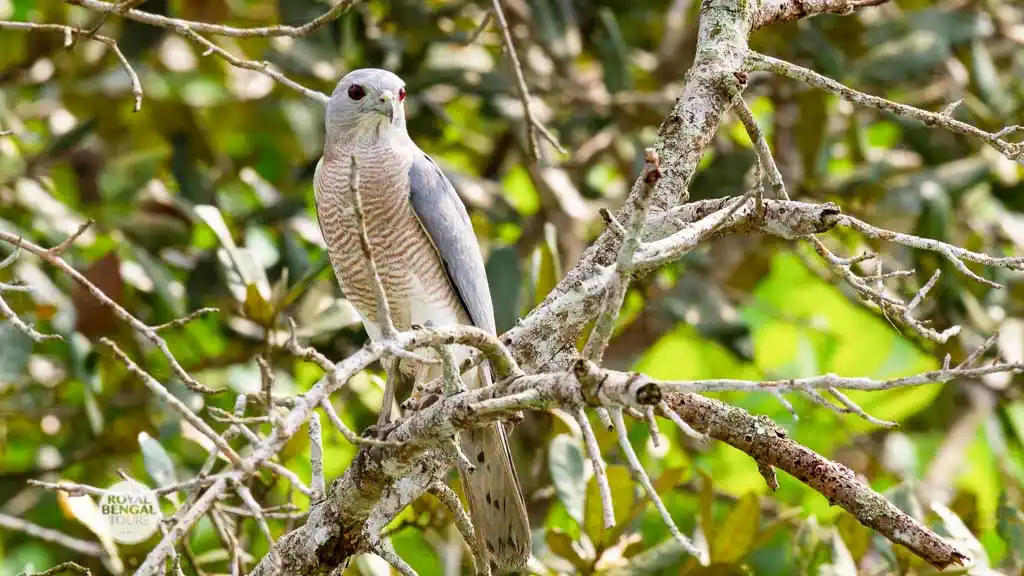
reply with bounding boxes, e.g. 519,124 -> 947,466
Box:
313,139 -> 470,337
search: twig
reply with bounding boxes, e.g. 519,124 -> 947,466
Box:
0,22 -> 142,111
609,409 -> 706,563
575,407 -> 615,530
747,51 -> 1024,163
0,292 -> 62,342
348,156 -> 396,338
151,307 -> 219,331
0,513 -> 105,558
236,484 -> 281,575
463,11 -> 492,45
827,387 -> 896,428
257,356 -> 276,409
101,338 -> 244,468
321,398 -> 403,448
367,538 -> 418,576
490,0 -> 541,160
725,81 -> 788,199
582,150 -> 661,364
429,483 -> 490,576
839,215 -> 1019,287
656,401 -> 706,442
66,0 -> 355,38
19,561 -> 93,576
654,359 -> 1022,394
45,220 -> 95,256
178,27 -> 328,105
309,413 -> 326,500
0,229 -> 219,394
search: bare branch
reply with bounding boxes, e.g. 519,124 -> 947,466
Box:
0,22 -> 143,111
177,27 -> 329,104
66,0 -> 355,38
101,338 -> 245,468
429,483 -> 490,576
747,51 -> 1024,163
575,407 -> 615,530
490,0 -> 541,160
609,408 -> 706,564
19,561 -> 93,576
309,413 -> 326,500
0,513 -> 106,558
151,307 -> 219,331
666,391 -> 967,568
0,230 -> 219,394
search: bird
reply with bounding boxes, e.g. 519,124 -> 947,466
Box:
312,68 -> 531,572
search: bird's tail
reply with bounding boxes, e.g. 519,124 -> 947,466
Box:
418,361 -> 531,572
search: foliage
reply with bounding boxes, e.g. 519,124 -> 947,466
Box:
1,0 -> 1024,574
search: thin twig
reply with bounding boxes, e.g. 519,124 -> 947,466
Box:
0,513 -> 105,558
575,407 -> 615,530
490,0 -> 541,160
101,338 -> 244,467
429,483 -> 490,576
0,229 -> 219,394
309,412 -> 326,500
66,0 -> 355,38
151,307 -> 219,331
747,51 -> 1024,163
462,11 -> 492,45
0,22 -> 142,110
609,409 -> 706,563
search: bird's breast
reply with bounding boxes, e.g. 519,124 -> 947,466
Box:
314,142 -> 467,335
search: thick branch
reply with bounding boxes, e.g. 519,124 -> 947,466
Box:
663,393 -> 968,569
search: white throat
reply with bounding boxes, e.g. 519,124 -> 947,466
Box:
326,114 -> 409,156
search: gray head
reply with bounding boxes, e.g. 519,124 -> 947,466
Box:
325,68 -> 408,145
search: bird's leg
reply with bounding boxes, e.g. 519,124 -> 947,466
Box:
377,356 -> 400,426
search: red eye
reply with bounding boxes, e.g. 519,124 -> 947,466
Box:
398,88 -> 406,101
347,84 -> 365,100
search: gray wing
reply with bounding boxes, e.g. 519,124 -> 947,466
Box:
408,150 -> 497,335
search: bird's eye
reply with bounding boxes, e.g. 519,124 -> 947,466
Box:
347,84 -> 366,100
398,88 -> 406,101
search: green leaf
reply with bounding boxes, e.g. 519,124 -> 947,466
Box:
0,321 -> 32,382
997,493 -> 1024,568
549,434 -> 587,525
932,501 -> 990,569
711,492 -> 761,564
835,512 -> 871,561
1005,401 -> 1024,448
792,515 -> 822,574
138,431 -> 180,507
821,528 -> 858,576
545,529 -> 589,571
194,204 -> 272,303
584,465 -> 632,545
593,8 -> 632,93
486,244 -> 522,333
530,223 -> 561,307
969,38 -> 1014,118
243,283 -> 276,327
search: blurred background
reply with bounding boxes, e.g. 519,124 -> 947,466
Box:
1,0 -> 1024,574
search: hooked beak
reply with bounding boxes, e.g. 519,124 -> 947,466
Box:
377,91 -> 396,123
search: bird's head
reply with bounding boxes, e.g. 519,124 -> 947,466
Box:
326,68 -> 407,146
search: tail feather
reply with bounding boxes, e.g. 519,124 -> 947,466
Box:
419,361 -> 531,572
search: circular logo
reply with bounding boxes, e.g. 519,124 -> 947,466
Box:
99,480 -> 161,544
